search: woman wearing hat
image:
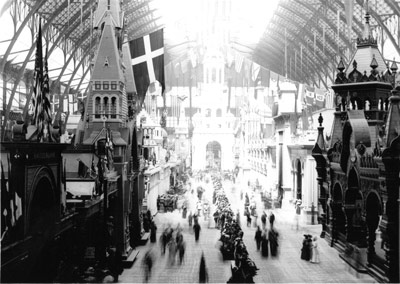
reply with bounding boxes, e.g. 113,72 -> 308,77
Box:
310,236 -> 320,263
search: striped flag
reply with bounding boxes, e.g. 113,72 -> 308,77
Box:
32,19 -> 52,141
42,41 -> 53,141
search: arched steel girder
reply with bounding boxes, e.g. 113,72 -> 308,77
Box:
123,0 -> 154,14
22,29 -> 93,117
291,0 -> 353,53
254,38 -> 316,84
125,7 -> 158,25
125,8 -> 158,31
327,0 -> 364,35
355,0 -> 400,57
127,15 -> 163,40
0,0 -> 50,73
54,29 -> 92,84
55,46 -> 93,121
83,81 -> 90,97
75,67 -> 90,94
261,28 -> 334,86
384,0 -> 400,17
254,49 -> 312,85
279,3 -> 341,60
272,11 -> 336,65
2,5 -> 69,135
64,66 -> 90,125
269,13 -> 335,83
48,1 -> 93,56
255,38 -> 320,87
263,32 -> 330,89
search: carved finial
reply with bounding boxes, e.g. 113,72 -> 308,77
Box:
318,113 -> 323,127
337,57 -> 345,72
390,58 -> 398,73
370,54 -> 378,69
353,60 -> 358,70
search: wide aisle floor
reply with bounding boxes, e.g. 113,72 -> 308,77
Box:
119,178 -> 377,283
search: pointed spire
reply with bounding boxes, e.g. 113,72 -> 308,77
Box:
362,0 -> 372,40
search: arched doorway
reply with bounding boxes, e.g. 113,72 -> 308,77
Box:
366,192 -> 383,263
28,172 -> 58,282
332,183 -> 346,238
206,141 -> 221,170
344,168 -> 363,244
296,159 -> 302,200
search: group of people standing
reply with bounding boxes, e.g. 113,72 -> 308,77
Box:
301,234 -> 320,263
255,211 -> 279,257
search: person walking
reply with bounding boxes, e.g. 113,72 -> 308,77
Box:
261,211 -> 267,230
150,221 -> 157,243
269,211 -> 275,229
310,236 -> 320,263
168,238 -> 177,265
177,239 -> 186,265
255,226 -> 262,251
193,221 -> 201,242
188,212 -> 193,228
261,229 -> 269,257
269,228 -> 279,257
246,210 -> 251,227
142,249 -> 154,283
160,229 -> 167,255
199,253 -> 208,283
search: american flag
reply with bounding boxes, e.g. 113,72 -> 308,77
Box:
31,19 -> 53,141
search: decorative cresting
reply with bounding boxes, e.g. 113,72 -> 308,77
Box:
335,57 -> 396,85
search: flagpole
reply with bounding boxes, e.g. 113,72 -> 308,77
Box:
284,28 -> 287,78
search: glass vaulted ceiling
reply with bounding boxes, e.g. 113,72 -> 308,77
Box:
1,0 -> 400,96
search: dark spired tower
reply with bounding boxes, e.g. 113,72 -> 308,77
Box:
73,0 -> 140,262
312,7 -> 399,283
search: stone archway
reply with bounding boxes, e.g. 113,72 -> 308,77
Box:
27,169 -> 58,282
296,159 -> 302,200
206,141 -> 221,171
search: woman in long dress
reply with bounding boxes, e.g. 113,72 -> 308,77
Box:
261,230 -> 269,257
309,236 -> 320,263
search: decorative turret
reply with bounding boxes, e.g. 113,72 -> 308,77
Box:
318,1 -> 400,281
85,2 -> 127,129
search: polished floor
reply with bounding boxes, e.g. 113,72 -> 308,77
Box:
120,177 -> 377,283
